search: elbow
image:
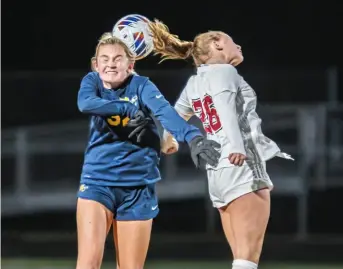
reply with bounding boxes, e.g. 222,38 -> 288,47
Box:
77,98 -> 90,113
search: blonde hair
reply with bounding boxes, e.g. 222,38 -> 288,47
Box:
148,20 -> 224,66
91,32 -> 135,71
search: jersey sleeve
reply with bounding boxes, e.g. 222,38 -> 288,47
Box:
77,72 -> 138,118
174,86 -> 194,120
140,80 -> 202,144
210,65 -> 246,155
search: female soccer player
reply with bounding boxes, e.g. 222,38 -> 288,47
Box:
76,33 -> 220,269
150,21 -> 293,269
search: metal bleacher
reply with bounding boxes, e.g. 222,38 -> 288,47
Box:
2,104 -> 343,238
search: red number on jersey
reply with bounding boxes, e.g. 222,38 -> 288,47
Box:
192,95 -> 222,134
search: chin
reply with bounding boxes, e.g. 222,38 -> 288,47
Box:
233,55 -> 244,66
238,56 -> 244,65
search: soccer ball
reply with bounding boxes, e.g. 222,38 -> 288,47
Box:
112,14 -> 154,60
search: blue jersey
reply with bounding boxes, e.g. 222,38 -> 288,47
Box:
77,72 -> 201,187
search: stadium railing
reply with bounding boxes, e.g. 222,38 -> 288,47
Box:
2,104 -> 343,239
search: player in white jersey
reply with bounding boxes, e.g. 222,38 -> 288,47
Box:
148,20 -> 293,269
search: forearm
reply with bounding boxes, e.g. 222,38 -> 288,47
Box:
77,93 -> 137,118
174,106 -> 193,121
156,105 -> 201,144
213,92 -> 246,155
160,106 -> 192,145
77,73 -> 138,118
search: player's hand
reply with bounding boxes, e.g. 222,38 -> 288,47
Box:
162,139 -> 179,155
165,146 -> 178,155
228,153 -> 246,166
189,136 -> 221,169
127,110 -> 152,143
161,132 -> 179,155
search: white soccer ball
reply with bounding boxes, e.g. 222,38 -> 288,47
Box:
112,14 -> 154,60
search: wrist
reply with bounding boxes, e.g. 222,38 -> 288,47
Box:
186,133 -> 203,146
230,148 -> 246,155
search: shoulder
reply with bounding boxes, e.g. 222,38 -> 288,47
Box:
83,71 -> 99,80
81,72 -> 101,85
185,75 -> 196,86
130,74 -> 150,86
181,75 -> 196,96
128,74 -> 155,96
207,64 -> 238,80
127,75 -> 160,102
207,65 -> 240,93
131,75 -> 161,94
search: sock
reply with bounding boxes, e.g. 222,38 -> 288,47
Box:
232,259 -> 258,269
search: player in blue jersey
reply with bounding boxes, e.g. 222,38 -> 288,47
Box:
76,32 -> 220,269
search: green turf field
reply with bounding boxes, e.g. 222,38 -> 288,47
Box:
2,259 -> 343,269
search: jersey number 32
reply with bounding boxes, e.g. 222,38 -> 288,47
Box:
192,94 -> 222,135
107,116 -> 130,127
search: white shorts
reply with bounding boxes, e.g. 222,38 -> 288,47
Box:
207,162 -> 273,208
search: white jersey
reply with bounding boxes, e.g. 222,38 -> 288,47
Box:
175,64 -> 292,170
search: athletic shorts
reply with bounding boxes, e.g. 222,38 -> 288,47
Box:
207,161 -> 273,208
77,183 -> 158,221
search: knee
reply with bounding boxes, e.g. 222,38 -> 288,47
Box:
76,256 -> 102,269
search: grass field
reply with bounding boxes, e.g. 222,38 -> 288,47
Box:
2,259 -> 343,269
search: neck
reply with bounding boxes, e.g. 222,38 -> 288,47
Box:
103,81 -> 120,89
205,56 -> 227,65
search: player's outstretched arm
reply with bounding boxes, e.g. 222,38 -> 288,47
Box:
77,72 -> 138,118
139,80 -> 200,143
212,91 -> 246,165
140,80 -> 220,168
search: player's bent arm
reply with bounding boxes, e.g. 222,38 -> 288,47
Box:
174,88 -> 195,121
77,72 -> 138,118
209,64 -> 246,155
212,92 -> 246,155
174,108 -> 193,121
140,81 -> 202,144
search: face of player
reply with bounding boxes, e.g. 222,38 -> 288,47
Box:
210,34 -> 243,66
93,44 -> 134,89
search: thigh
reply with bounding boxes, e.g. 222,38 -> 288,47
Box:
76,198 -> 113,269
226,188 -> 271,263
111,184 -> 158,269
113,219 -> 153,269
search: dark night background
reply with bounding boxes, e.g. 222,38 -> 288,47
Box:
2,0 -> 343,267
1,0 -> 342,127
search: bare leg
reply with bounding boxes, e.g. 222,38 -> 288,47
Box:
76,198 -> 113,269
220,189 -> 270,268
113,219 -> 153,269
